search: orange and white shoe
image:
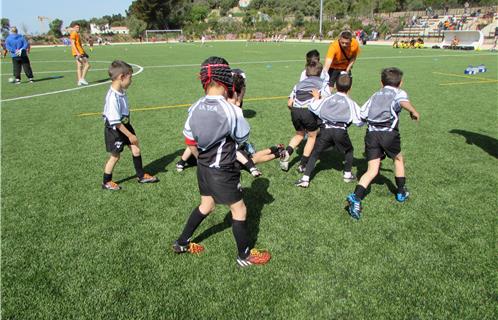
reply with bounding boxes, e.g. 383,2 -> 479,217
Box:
237,249 -> 271,267
138,173 -> 159,183
102,180 -> 121,190
172,241 -> 204,254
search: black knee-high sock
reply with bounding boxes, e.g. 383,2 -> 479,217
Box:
232,219 -> 250,259
132,155 -> 145,178
103,173 -> 112,184
178,207 -> 207,245
395,177 -> 406,193
269,146 -> 279,157
354,185 -> 367,200
344,150 -> 354,172
245,157 -> 256,170
286,146 -> 294,156
300,155 -> 309,167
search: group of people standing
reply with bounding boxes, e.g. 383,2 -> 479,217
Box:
4,23 -> 90,86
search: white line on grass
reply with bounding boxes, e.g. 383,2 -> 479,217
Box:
1,62 -> 144,103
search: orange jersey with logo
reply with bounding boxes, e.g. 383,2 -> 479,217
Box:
70,31 -> 85,56
326,38 -> 360,70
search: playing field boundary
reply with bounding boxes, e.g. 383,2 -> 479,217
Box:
2,52 -> 496,103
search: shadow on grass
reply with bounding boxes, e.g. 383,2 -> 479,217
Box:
243,109 -> 256,118
32,75 -> 64,82
192,178 -> 274,247
450,129 -> 498,159
115,148 -> 183,184
91,78 -> 111,84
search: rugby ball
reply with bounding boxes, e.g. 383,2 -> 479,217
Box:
8,77 -> 15,83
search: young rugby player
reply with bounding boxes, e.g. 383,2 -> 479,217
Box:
280,61 -> 331,172
346,67 -> 420,219
173,57 -> 271,267
299,49 -> 330,83
295,73 -> 363,188
70,24 -> 91,86
102,60 -> 159,190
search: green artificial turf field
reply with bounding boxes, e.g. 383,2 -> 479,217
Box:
1,42 -> 497,319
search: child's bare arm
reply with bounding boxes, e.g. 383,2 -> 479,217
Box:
116,123 -> 138,145
400,101 -> 420,121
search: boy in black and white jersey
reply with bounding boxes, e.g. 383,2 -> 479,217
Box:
295,73 -> 363,188
173,57 -> 271,268
299,49 -> 330,83
346,67 -> 420,219
280,61 -> 331,172
102,60 -> 159,190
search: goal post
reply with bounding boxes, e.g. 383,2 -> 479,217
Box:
145,29 -> 183,42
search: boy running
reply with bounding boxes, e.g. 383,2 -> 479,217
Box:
70,24 -> 91,86
295,73 -> 363,188
173,57 -> 271,267
102,60 -> 159,190
346,67 -> 420,219
280,61 -> 331,172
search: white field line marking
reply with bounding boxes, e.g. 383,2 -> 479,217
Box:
1,62 -> 143,103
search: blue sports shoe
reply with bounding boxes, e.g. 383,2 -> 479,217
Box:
346,193 -> 362,220
395,190 -> 410,202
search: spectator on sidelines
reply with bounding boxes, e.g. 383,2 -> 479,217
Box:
5,27 -> 34,84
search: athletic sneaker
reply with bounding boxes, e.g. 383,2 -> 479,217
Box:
236,249 -> 271,267
14,79 -> 21,85
79,79 -> 89,85
295,178 -> 309,188
138,173 -> 159,183
172,241 -> 204,254
297,164 -> 305,173
176,160 -> 187,172
279,150 -> 290,171
346,193 -> 362,220
102,181 -> 121,190
343,172 -> 356,183
28,78 -> 34,83
250,167 -> 262,177
395,189 -> 410,202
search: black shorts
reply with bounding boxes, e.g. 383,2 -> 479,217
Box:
291,108 -> 319,132
328,69 -> 352,87
105,122 -> 135,153
318,127 -> 353,153
75,53 -> 89,61
197,165 -> 242,205
365,131 -> 401,161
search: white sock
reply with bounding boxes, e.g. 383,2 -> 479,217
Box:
302,175 -> 309,182
343,171 -> 352,178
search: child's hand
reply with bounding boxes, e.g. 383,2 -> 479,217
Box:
311,89 -> 320,100
129,135 -> 139,145
410,111 -> 420,121
287,98 -> 293,109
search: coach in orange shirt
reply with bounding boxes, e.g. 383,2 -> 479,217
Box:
70,24 -> 91,86
323,30 -> 360,87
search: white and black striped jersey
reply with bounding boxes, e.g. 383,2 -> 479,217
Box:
103,87 -> 130,128
309,92 -> 363,129
360,86 -> 409,132
184,95 -> 250,168
299,69 -> 330,83
289,76 -> 331,109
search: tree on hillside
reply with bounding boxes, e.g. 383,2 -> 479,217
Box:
49,19 -> 63,37
127,15 -> 147,38
128,0 -> 176,29
69,19 -> 90,30
1,18 -> 10,38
